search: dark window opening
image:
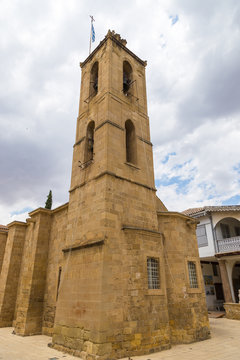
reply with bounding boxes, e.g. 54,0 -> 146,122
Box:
90,62 -> 98,97
56,266 -> 62,300
212,263 -> 218,276
85,121 -> 95,163
214,283 -> 224,301
123,61 -> 133,95
235,226 -> 240,236
125,120 -> 137,164
220,223 -> 230,239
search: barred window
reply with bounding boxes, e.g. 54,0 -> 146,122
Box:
147,257 -> 160,289
188,261 -> 198,288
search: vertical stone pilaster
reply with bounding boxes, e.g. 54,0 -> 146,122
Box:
218,259 -> 233,303
0,222 -> 27,327
14,209 -> 52,335
0,230 -> 8,274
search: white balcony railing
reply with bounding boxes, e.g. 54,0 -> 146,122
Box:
217,236 -> 240,253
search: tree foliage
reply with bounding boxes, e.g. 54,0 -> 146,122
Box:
45,190 -> 52,210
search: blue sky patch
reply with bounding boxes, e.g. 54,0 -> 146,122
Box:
233,163 -> 240,173
11,207 -> 33,216
161,152 -> 176,164
155,176 -> 191,195
169,14 -> 179,25
222,195 -> 240,205
172,159 -> 192,170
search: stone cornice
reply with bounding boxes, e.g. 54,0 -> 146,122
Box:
80,30 -> 147,68
28,207 -> 52,216
122,225 -> 162,236
7,221 -> 27,228
69,171 -> 156,193
157,211 -> 199,224
52,202 -> 69,214
62,239 -> 104,253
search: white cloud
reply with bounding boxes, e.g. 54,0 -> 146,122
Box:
0,0 -> 240,224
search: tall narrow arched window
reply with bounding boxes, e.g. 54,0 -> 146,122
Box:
90,62 -> 98,97
123,61 -> 132,95
85,121 -> 95,162
125,120 -> 137,164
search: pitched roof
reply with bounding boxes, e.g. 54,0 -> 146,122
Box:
182,205 -> 240,217
0,224 -> 8,232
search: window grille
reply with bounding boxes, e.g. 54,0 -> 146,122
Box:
188,261 -> 198,288
147,257 -> 160,289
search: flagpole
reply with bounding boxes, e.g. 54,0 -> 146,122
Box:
89,15 -> 95,55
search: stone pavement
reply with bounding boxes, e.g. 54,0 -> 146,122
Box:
0,328 -> 76,360
122,318 -> 240,360
0,318 -> 239,360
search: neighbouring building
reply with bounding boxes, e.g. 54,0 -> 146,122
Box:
0,31 -> 210,359
183,206 -> 240,311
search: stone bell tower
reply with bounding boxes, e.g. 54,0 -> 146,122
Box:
52,30 -> 170,359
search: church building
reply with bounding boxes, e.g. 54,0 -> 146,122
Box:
0,31 -> 209,359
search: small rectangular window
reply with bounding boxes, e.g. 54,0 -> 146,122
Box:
147,257 -> 160,289
188,261 -> 198,288
56,266 -> 62,300
196,224 -> 208,247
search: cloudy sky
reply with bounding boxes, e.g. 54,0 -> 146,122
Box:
1,0 -> 240,224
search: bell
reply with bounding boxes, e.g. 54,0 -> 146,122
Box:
123,78 -> 130,93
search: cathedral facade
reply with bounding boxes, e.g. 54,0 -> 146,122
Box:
0,31 -> 209,359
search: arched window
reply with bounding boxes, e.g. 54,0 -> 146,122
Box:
123,61 -> 132,95
125,120 -> 137,164
90,62 -> 98,97
85,121 -> 95,162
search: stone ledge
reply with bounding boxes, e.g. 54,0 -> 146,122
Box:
62,239 -> 104,253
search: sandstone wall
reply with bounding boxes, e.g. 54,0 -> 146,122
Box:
14,210 -> 52,335
157,212 -> 210,344
0,231 -> 7,275
42,204 -> 69,335
52,174 -> 171,359
0,222 -> 26,327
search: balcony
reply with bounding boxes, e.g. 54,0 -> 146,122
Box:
217,236 -> 240,253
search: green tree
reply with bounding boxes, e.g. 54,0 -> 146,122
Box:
45,190 -> 52,209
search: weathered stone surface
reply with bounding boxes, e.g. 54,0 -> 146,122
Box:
0,230 -> 8,275
0,222 -> 27,327
0,30 -> 210,360
224,303 -> 240,320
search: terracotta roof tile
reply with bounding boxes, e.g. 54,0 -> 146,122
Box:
182,205 -> 240,217
0,224 -> 8,232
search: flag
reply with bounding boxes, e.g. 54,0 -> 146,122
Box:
92,24 -> 95,42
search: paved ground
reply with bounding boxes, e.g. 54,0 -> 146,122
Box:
0,318 -> 239,360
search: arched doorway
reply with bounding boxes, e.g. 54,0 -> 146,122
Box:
232,261 -> 240,302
